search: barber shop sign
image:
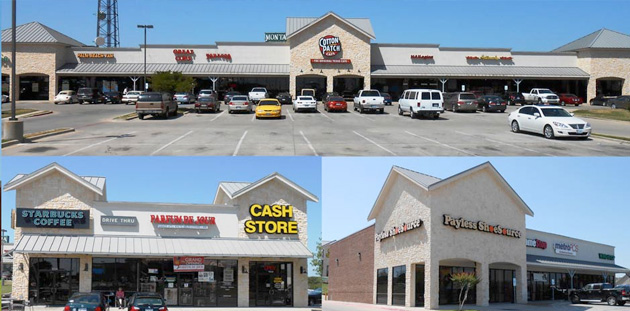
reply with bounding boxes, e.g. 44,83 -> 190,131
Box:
319,35 -> 342,57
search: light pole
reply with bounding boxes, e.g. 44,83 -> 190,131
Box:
137,25 -> 153,91
1,229 -> 6,286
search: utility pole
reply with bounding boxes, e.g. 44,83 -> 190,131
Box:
137,25 -> 153,91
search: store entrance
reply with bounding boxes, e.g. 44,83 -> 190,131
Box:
249,262 -> 293,307
29,258 -> 80,305
178,273 -> 194,306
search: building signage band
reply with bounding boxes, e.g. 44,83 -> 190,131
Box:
526,238 -> 547,250
553,242 -> 578,256
466,55 -> 513,61
77,53 -> 114,58
101,216 -> 138,226
244,204 -> 298,234
206,53 -> 232,61
599,253 -> 615,260
319,35 -> 341,57
443,214 -> 521,238
16,208 -> 90,229
173,49 -> 194,62
375,218 -> 423,242
411,55 -> 434,59
310,59 -> 351,64
151,214 -> 215,230
173,256 -> 205,272
264,32 -> 287,42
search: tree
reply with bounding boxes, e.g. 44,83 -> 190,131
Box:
310,238 -> 323,277
451,272 -> 480,311
149,71 -> 196,94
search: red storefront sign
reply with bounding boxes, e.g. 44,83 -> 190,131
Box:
150,214 -> 216,225
173,49 -> 194,62
411,55 -> 433,59
206,53 -> 232,61
310,59 -> 351,64
173,256 -> 205,272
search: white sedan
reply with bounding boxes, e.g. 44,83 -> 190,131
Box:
293,96 -> 317,112
508,105 -> 591,139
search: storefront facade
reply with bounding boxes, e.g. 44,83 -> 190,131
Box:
5,163 -> 318,307
2,13 -> 629,103
327,163 -> 628,309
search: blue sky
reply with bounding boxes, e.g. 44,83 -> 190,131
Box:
1,0 -> 630,51
322,157 -> 630,275
1,156 -> 322,275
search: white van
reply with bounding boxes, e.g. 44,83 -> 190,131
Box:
398,89 -> 444,119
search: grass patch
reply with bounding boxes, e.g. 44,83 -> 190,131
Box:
322,283 -> 328,295
1,280 -> 12,295
1,108 -> 38,118
592,133 -> 630,141
114,112 -> 138,120
573,109 -> 630,122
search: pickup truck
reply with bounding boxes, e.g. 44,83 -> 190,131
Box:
570,283 -> 630,306
136,92 -> 178,120
353,89 -> 385,114
522,88 -> 560,105
248,87 -> 268,104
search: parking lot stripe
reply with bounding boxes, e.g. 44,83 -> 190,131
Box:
350,110 -> 375,121
210,111 -> 225,121
286,111 -> 294,122
150,130 -> 194,156
319,111 -> 335,122
405,130 -> 477,156
233,130 -> 248,156
63,131 -> 137,156
251,114 -> 256,122
353,131 -> 397,156
300,130 -> 318,156
453,130 -> 554,156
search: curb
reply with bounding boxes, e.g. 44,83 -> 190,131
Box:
592,133 -> 630,143
1,110 -> 53,120
2,128 -> 75,148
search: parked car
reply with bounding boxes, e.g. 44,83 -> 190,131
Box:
558,93 -> 583,106
104,91 -> 122,104
477,95 -> 507,113
54,90 -> 79,104
248,87 -> 268,103
1,93 -> 8,103
308,288 -> 322,306
77,87 -> 105,104
508,105 -> 591,139
198,89 -> 218,100
324,95 -> 347,112
323,92 -> 339,103
293,96 -> 317,112
353,89 -> 385,114
607,95 -> 630,109
173,92 -> 196,104
503,91 -> 525,106
255,98 -> 282,119
123,91 -> 144,105
127,292 -> 168,311
227,95 -> 253,113
136,92 -> 177,120
194,97 -> 220,113
301,88 -> 316,98
398,89 -> 444,119
570,283 -> 629,306
443,92 -> 478,112
222,91 -> 240,103
382,92 -> 393,106
276,92 -> 293,105
522,88 -> 560,105
589,95 -> 613,106
64,292 -> 108,311
2,270 -> 12,280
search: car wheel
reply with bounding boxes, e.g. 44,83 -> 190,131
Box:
607,296 -> 617,306
398,106 -> 403,115
618,301 -> 626,306
410,109 -> 416,119
433,113 -> 439,119
544,125 -> 554,139
570,295 -> 580,304
538,98 -> 543,105
164,109 -> 169,119
54,102 -> 59,105
508,100 -> 513,106
380,108 -> 384,114
138,114 -> 144,120
172,108 -> 178,116
452,105 -> 457,112
500,110 -> 505,113
611,104 -> 617,109
228,110 -> 233,114
482,105 -> 487,112
511,120 -> 520,133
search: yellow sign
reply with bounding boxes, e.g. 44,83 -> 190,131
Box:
244,204 -> 298,234
273,277 -> 283,283
77,53 -> 114,58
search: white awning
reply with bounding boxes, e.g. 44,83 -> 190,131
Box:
14,234 -> 312,258
57,63 -> 289,76
370,65 -> 590,79
527,255 -> 629,273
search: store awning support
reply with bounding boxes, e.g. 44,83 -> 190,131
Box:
568,269 -> 576,289
439,78 -> 448,92
210,77 -> 219,91
129,76 -> 140,91
513,79 -> 523,93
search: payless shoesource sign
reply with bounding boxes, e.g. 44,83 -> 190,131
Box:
443,214 -> 521,238
375,218 -> 423,242
245,204 -> 298,234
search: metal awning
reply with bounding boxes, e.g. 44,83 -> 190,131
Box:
370,65 -> 590,79
14,234 -> 312,258
57,63 -> 290,76
527,255 -> 629,273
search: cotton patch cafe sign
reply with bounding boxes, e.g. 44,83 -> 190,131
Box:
16,208 -> 90,229
375,218 -> 423,242
443,214 -> 521,238
319,35 -> 341,57
245,204 -> 298,234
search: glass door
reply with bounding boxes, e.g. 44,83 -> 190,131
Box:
178,273 -> 194,306
249,262 -> 293,307
29,258 -> 79,305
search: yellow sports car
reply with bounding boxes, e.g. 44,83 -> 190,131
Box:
255,99 -> 282,119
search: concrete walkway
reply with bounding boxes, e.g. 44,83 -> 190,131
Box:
323,300 -> 616,311
28,307 -> 320,311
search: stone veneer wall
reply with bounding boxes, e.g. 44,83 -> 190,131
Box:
288,16 -> 371,98
577,49 -> 630,102
237,257 -> 308,307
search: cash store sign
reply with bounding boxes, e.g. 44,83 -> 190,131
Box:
375,218 -> 423,242
245,204 -> 298,234
16,208 -> 90,229
443,214 -> 521,238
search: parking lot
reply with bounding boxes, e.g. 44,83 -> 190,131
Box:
3,101 -> 630,156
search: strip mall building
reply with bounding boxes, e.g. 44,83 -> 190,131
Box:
2,12 -> 630,102
326,163 -> 628,309
4,163 -> 318,307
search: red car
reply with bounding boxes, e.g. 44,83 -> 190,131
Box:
324,96 -> 347,112
558,93 -> 583,106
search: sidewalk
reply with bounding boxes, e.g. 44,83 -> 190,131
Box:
322,300 -> 592,311
29,307 -> 320,311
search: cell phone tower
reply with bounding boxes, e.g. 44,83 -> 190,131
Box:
96,0 -> 120,47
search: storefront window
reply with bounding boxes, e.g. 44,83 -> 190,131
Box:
392,265 -> 406,306
29,258 -> 80,304
439,266 -> 476,305
489,269 -> 514,303
376,268 -> 388,305
92,258 -> 139,294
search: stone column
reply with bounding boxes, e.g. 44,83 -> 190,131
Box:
406,263 -> 414,307
425,257 -> 439,309
364,74 -> 371,90
326,74 -> 334,93
289,74 -> 297,99
79,255 -> 92,292
587,78 -> 597,103
12,253 -> 29,300
387,266 -> 392,305
516,264 -> 527,303
475,261 -> 489,307
293,258 -> 309,307
237,258 -> 249,307
49,74 -> 56,102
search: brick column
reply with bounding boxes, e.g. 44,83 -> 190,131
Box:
425,257 -> 439,309
237,258 -> 249,307
516,264 -> 527,303
475,261 -> 489,307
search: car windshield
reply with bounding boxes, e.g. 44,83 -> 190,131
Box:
329,96 -> 344,101
134,297 -> 162,306
70,294 -> 100,304
298,96 -> 313,100
361,91 -> 380,96
226,92 -> 239,95
232,96 -> 248,101
563,94 -> 576,97
252,88 -> 266,92
175,93 -> 187,95
538,89 -> 553,94
106,92 -> 118,96
128,92 -> 141,95
259,100 -> 279,106
486,96 -> 502,101
138,94 -> 162,102
199,91 -> 213,95
541,108 -> 572,117
59,91 -> 70,95
77,88 -> 92,94
382,93 -> 391,98
459,93 -> 476,100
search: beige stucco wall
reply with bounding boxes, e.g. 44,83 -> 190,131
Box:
288,16 -> 371,97
577,49 -> 630,102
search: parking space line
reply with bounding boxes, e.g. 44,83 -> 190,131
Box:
251,114 -> 256,122
286,111 -> 294,122
319,111 -> 335,122
299,131 -> 318,156
350,110 -> 376,121
150,130 -> 194,156
233,130 -> 248,156
353,131 -> 397,156
210,111 -> 225,121
405,130 -> 477,156
63,131 -> 136,156
453,130 -> 554,156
